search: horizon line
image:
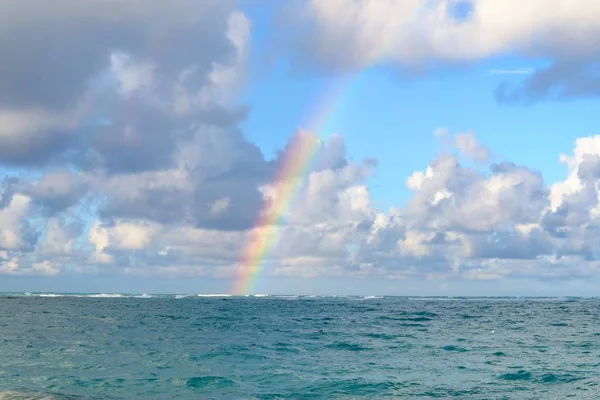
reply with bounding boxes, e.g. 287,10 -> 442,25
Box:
0,292 -> 598,299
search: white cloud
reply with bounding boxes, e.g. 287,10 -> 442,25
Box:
4,121 -> 600,287
549,135 -> 600,211
284,0 -> 600,102
453,132 -> 491,163
31,260 -> 61,276
0,194 -> 33,251
38,219 -> 79,256
1,257 -> 19,273
110,53 -> 156,96
2,0 -> 600,292
88,221 -> 113,264
174,11 -> 250,115
210,198 -> 231,217
290,0 -> 600,67
88,219 -> 161,262
489,68 -> 534,75
0,109 -> 77,139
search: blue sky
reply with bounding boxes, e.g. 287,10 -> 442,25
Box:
1,0 -> 600,295
238,9 -> 599,210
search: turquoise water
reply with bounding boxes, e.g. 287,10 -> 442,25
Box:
1,294 -> 600,399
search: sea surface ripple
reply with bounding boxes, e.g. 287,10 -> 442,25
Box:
1,295 -> 600,399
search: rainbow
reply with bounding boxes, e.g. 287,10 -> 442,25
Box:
231,84 -> 375,295
232,130 -> 322,295
231,8 -> 409,294
231,77 -> 364,295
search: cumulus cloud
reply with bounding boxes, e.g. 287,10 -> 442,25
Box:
0,0 -> 373,279
0,0 -> 236,110
0,108 -> 80,166
0,194 -> 35,252
435,129 -> 491,163
22,170 -> 90,216
0,0 -> 242,169
4,113 -> 600,285
2,0 -> 600,290
349,131 -> 600,281
0,0 -> 261,275
282,0 -> 600,102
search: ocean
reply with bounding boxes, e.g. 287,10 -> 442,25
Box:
1,294 -> 600,399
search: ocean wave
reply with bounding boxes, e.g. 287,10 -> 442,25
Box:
0,390 -> 85,400
86,293 -> 125,298
1,297 -> 598,398
272,295 -> 299,300
408,297 -> 454,301
197,294 -> 232,297
8,293 -> 147,299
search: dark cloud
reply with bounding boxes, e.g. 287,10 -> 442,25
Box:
22,171 -> 90,216
87,100 -> 183,174
0,177 -> 20,210
191,173 -> 270,231
0,0 -> 239,169
99,185 -> 189,226
98,125 -> 273,231
496,60 -> 600,104
0,0 -> 235,111
466,230 -> 553,260
0,120 -> 75,167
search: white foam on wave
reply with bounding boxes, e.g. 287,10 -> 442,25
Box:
0,390 -> 71,399
13,292 -> 164,299
408,297 -> 453,301
21,292 -> 127,298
